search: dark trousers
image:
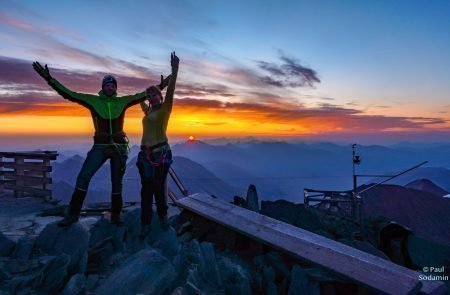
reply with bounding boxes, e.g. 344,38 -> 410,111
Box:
136,149 -> 172,225
68,145 -> 128,216
75,145 -> 128,194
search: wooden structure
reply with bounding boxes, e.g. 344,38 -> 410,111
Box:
167,166 -> 188,204
304,188 -> 361,222
177,193 -> 446,295
0,151 -> 58,199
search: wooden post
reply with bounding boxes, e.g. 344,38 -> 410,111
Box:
0,151 -> 57,200
0,154 -> 3,194
14,156 -> 24,198
43,159 -> 51,200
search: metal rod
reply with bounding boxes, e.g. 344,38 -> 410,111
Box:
356,174 -> 396,177
358,161 -> 428,195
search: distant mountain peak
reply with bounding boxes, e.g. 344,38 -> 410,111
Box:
405,178 -> 448,197
65,154 -> 83,163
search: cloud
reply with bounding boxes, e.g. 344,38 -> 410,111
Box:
256,52 -> 321,88
0,11 -> 85,40
175,83 -> 235,98
1,57 -> 447,133
171,97 -> 446,131
0,55 -> 163,94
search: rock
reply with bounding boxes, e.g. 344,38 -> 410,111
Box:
171,244 -> 185,272
87,237 -> 114,273
266,282 -> 277,295
87,218 -> 127,274
338,239 -> 390,260
33,222 -> 89,274
0,232 -> 15,257
1,258 -> 42,275
121,208 -> 180,258
147,224 -> 180,259
185,279 -> 206,295
233,196 -> 246,207
178,232 -> 193,243
0,266 -> 9,283
245,184 -> 259,212
11,236 -> 35,259
218,255 -> 252,295
408,235 -> 450,268
192,240 -> 209,275
95,249 -> 176,295
34,253 -> 71,293
265,251 -> 291,278
89,218 -> 126,252
260,200 -> 323,233
185,265 -> 203,293
85,274 -> 99,291
263,265 -> 276,286
60,274 -> 86,295
263,265 -> 276,280
288,265 -> 320,295
200,242 -> 222,286
37,205 -> 67,217
7,276 -> 37,295
123,208 -> 146,253
171,286 -> 187,295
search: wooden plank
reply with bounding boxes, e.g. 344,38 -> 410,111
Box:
0,170 -> 14,176
3,174 -> 52,185
0,151 -> 58,160
177,193 -> 446,295
3,183 -> 51,196
0,162 -> 52,172
0,179 -> 15,184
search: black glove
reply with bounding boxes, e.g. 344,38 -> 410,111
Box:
32,62 -> 52,81
158,74 -> 172,90
171,51 -> 179,72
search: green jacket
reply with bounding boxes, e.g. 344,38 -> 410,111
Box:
48,77 -> 147,143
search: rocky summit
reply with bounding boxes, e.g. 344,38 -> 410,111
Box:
0,189 -> 448,294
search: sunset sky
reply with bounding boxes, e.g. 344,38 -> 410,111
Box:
1,0 -> 449,146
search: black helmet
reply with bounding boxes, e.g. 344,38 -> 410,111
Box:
102,75 -> 117,88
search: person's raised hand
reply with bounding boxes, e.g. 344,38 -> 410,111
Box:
32,62 -> 51,81
159,74 -> 172,90
171,51 -> 179,72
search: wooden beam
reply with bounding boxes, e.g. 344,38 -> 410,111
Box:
0,162 -> 52,172
169,167 -> 189,196
43,158 -> 52,200
3,174 -> 52,184
4,183 -> 51,196
0,179 -> 15,184
14,156 -> 25,198
177,193 -> 446,295
0,151 -> 58,160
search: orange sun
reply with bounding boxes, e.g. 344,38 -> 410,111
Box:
188,135 -> 195,141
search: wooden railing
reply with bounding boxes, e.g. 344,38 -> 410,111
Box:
0,151 -> 58,199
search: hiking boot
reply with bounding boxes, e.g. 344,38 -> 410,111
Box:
159,215 -> 170,231
58,215 -> 79,227
111,193 -> 123,225
139,224 -> 152,240
58,188 -> 86,227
